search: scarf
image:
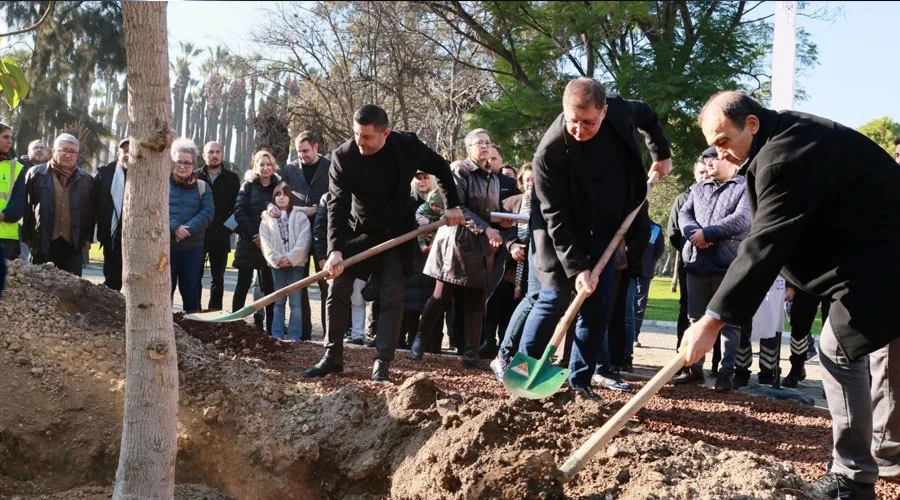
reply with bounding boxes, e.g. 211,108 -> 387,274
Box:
50,159 -> 76,182
111,164 -> 127,238
173,172 -> 198,190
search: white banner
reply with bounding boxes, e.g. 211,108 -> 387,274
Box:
771,1 -> 798,111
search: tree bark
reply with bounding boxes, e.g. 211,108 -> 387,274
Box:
114,3 -> 178,500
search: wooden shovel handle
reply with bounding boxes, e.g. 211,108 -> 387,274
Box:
560,351 -> 685,479
544,171 -> 660,351
246,219 -> 448,313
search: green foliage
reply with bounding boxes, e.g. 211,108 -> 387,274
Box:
0,56 -> 29,110
858,116 -> 900,153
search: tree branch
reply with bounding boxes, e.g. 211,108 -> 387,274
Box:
0,1 -> 55,37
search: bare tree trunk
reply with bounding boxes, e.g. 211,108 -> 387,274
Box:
114,3 -> 178,499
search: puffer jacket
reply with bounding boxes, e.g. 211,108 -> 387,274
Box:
232,170 -> 280,269
259,207 -> 311,268
312,192 -> 329,263
169,175 -> 214,250
423,159 -> 500,289
679,175 -> 750,274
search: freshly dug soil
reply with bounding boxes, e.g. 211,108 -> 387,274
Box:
1,260 -> 899,499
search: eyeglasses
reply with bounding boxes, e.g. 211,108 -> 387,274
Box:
564,119 -> 600,129
470,140 -> 492,148
57,149 -> 78,156
174,160 -> 194,167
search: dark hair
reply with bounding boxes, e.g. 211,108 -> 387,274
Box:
698,91 -> 767,130
296,130 -> 321,146
894,136 -> 900,147
0,122 -> 11,134
490,144 -> 503,157
272,181 -> 295,211
563,77 -> 607,110
353,105 -> 389,131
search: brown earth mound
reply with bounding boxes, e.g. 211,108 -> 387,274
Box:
1,260 -> 898,499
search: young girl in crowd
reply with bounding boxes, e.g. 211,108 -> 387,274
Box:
259,182 -> 311,340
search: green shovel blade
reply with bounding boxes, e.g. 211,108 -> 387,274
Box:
183,306 -> 254,323
502,347 -> 571,400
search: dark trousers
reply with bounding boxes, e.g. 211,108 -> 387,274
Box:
484,279 -> 518,347
102,233 -> 123,291
419,280 -> 486,353
607,270 -> 635,367
789,288 -> 829,361
520,256 -> 617,389
233,266 -> 274,333
675,257 -> 690,350
33,238 -> 83,276
171,246 -> 204,313
0,238 -> 21,260
325,247 -> 404,362
202,247 -> 230,310
301,257 -> 328,340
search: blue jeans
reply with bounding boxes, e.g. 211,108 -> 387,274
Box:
271,266 -> 306,340
519,256 -> 617,389
498,244 -> 541,363
171,246 -> 205,313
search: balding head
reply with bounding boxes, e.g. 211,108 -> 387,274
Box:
563,77 -> 607,111
698,91 -> 766,165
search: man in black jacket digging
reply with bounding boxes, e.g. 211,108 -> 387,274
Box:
304,105 -> 464,382
685,91 -> 900,499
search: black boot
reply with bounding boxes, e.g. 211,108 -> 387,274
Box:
304,355 -> 343,378
782,356 -> 807,388
410,332 -> 427,360
462,349 -> 491,371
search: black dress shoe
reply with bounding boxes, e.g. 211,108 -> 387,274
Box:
572,386 -> 607,405
671,366 -> 705,385
304,357 -> 343,378
461,349 -> 491,371
372,359 -> 390,383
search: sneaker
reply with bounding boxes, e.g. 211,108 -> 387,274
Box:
809,472 -> 875,500
714,368 -> 734,393
592,370 -> 633,393
877,454 -> 900,480
490,357 -> 508,382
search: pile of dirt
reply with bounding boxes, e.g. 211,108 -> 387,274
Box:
1,260 -> 898,499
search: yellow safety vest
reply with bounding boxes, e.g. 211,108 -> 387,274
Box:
0,158 -> 23,240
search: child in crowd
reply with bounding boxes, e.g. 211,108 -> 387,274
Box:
259,182 -> 311,340
416,189 -> 445,254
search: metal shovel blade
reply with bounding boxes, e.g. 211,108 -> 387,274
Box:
502,347 -> 570,399
183,306 -> 255,323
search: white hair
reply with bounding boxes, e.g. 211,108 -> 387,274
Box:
53,133 -> 80,150
170,138 -> 198,162
464,128 -> 490,147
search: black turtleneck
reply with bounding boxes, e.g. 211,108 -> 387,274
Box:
302,157 -> 320,186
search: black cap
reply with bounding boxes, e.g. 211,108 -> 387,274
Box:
701,146 -> 717,158
118,138 -> 130,149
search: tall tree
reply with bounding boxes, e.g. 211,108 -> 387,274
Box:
114,3 -> 178,499
858,116 -> 900,154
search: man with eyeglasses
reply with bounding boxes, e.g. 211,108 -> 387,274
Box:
23,133 -> 94,276
518,77 -> 672,404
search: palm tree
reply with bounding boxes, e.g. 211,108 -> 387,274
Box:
171,41 -> 202,137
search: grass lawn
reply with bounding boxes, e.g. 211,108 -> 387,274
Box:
646,276 -> 823,335
87,243 -> 237,267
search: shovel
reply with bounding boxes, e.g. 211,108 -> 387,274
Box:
502,171 -> 659,399
184,219 -> 448,323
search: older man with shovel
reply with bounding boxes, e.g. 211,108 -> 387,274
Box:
514,78 -> 671,403
684,91 -> 900,500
